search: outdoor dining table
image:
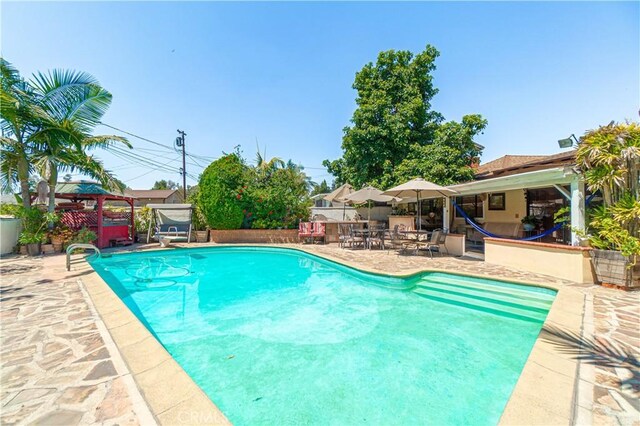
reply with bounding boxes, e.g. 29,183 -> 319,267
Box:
398,230 -> 432,254
399,229 -> 432,240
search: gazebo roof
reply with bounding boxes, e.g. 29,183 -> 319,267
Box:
55,181 -> 118,196
53,181 -> 131,202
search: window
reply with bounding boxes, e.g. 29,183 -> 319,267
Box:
455,195 -> 484,219
488,193 -> 506,210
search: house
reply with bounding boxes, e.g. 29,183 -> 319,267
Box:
441,150 -> 596,283
124,189 -> 183,207
310,193 -> 331,208
447,150 -> 586,243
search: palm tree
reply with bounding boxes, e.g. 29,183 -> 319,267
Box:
28,69 -> 130,214
1,59 -> 130,214
0,59 -> 43,208
255,148 -> 285,178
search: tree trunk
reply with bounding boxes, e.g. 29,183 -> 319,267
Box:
47,167 -> 58,229
18,158 -> 31,210
48,167 -> 58,214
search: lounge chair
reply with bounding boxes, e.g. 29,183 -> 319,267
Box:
311,222 -> 326,244
298,222 -> 312,243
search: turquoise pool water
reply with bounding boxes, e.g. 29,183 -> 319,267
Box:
90,247 -> 556,425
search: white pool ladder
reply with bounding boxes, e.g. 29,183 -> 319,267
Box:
66,244 -> 101,271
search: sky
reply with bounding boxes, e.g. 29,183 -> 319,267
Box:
1,1 -> 638,189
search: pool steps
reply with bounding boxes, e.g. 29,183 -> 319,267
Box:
413,275 -> 554,323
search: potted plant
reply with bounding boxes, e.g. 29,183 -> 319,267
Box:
134,206 -> 151,243
193,206 -> 209,243
520,215 -> 540,231
48,224 -> 74,253
576,121 -> 640,289
17,208 -> 58,257
18,231 -> 45,256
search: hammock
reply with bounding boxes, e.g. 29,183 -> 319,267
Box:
452,193 -> 596,242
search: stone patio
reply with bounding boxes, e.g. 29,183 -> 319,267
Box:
1,243 -> 638,425
0,254 -> 155,425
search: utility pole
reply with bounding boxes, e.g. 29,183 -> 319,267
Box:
176,130 -> 187,202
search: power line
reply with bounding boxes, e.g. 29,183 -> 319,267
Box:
127,155 -> 182,182
99,123 -> 175,152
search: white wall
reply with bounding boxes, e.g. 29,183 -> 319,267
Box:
0,217 -> 21,255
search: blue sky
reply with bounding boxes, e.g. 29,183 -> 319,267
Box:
2,1 -> 638,189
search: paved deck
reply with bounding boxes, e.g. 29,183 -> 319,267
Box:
0,254 -> 155,425
1,243 -> 638,425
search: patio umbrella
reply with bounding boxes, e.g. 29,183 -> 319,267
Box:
323,183 -> 354,220
344,185 -> 400,222
382,178 -> 457,230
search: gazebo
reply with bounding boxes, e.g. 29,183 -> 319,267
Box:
37,181 -> 135,249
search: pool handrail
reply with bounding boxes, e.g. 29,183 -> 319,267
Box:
66,243 -> 101,271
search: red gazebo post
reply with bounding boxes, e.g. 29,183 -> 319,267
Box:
97,195 -> 104,248
129,198 -> 135,241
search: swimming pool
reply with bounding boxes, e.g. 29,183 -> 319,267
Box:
90,246 -> 556,425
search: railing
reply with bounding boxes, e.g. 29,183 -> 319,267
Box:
66,243 -> 101,271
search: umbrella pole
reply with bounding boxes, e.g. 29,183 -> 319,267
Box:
368,200 -> 371,223
417,191 -> 421,232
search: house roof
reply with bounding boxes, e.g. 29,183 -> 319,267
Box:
124,189 -> 178,199
476,155 -> 548,175
475,151 -> 576,180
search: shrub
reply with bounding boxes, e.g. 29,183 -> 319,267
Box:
71,227 -> 97,244
134,206 -> 151,233
576,121 -> 640,260
198,154 -> 248,230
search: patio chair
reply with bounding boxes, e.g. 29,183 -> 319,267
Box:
338,223 -> 351,248
421,229 -> 444,258
437,230 -> 449,255
347,224 -> 366,249
367,225 -> 386,250
298,222 -> 312,243
311,222 -> 326,244
385,224 -> 412,253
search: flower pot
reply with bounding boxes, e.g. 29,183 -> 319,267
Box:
590,249 -> 640,289
52,243 -> 63,253
51,237 -> 64,246
19,245 -> 27,255
42,244 -> 55,255
195,230 -> 209,243
26,243 -> 41,256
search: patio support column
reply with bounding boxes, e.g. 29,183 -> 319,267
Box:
443,197 -> 451,233
570,178 -> 585,246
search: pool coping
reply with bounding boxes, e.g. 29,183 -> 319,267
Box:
78,243 -> 587,425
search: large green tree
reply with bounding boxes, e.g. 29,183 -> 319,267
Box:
323,45 -> 486,188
